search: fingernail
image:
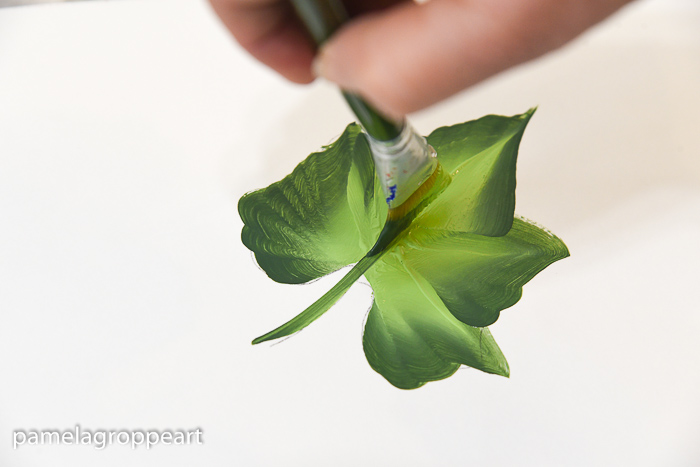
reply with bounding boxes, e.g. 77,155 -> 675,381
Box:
312,45 -> 345,86
311,48 -> 327,79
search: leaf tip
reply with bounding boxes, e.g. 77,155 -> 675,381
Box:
518,107 -> 537,127
501,363 -> 511,378
489,359 -> 510,378
562,241 -> 571,259
252,332 -> 275,345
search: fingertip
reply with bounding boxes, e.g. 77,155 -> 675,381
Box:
279,60 -> 316,84
211,0 -> 317,85
311,52 -> 325,80
313,6 -> 448,117
312,28 -> 402,117
247,20 -> 317,84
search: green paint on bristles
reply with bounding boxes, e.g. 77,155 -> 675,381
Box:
368,162 -> 450,256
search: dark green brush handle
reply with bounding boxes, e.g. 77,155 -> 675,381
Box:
291,0 -> 403,141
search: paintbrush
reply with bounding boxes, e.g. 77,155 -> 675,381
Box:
291,0 -> 439,217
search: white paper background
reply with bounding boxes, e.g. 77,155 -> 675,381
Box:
1,0 -> 699,465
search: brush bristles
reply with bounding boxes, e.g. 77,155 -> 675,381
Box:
387,162 -> 442,221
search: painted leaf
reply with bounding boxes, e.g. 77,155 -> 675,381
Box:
363,252 -> 509,390
403,218 -> 569,328
239,124 -> 386,284
239,110 -> 569,389
420,110 -> 534,236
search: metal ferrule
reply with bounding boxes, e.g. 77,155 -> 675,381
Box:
366,123 -> 437,209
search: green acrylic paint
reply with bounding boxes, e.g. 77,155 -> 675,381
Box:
238,109 -> 569,389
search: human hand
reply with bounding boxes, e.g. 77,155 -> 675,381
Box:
210,0 -> 635,117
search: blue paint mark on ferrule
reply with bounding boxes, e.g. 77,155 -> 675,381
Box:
385,184 -> 397,204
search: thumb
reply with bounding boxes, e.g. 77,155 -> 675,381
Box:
315,0 -> 632,117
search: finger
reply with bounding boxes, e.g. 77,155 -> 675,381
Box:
315,0 -> 635,117
209,0 -> 316,83
345,0 -> 405,17
209,0 -> 409,84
